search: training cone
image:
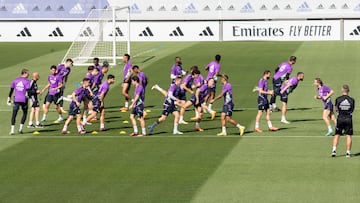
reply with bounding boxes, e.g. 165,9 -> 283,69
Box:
121,110 -> 127,113
119,131 -> 126,135
91,131 -> 98,135
33,131 -> 40,135
123,120 -> 129,124
145,109 -> 151,113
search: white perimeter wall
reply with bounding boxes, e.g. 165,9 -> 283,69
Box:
1,20 -> 360,42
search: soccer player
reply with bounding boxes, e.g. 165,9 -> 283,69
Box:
129,76 -> 146,136
204,54 -> 221,112
8,68 -> 31,135
132,65 -> 148,117
314,78 -> 336,136
61,78 -> 93,134
120,53 -> 132,111
331,85 -> 355,158
27,72 -> 43,128
170,56 -> 186,83
93,57 -> 101,71
279,72 -> 304,124
83,74 -> 115,131
41,65 -> 64,123
148,76 -> 183,135
269,56 -> 296,111
82,66 -> 95,124
181,78 -> 215,132
210,74 -> 246,136
56,58 -> 73,113
254,70 -> 279,133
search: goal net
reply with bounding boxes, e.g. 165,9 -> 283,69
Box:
62,6 -> 130,66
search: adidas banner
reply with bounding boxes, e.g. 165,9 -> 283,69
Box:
344,20 -> 360,40
223,20 -> 341,41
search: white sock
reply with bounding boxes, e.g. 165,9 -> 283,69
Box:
222,126 -> 226,133
255,122 -> 259,129
195,111 -> 199,118
236,124 -> 242,128
142,128 -> 146,135
154,85 -> 163,92
267,121 -> 273,128
58,114 -> 63,119
272,104 -> 277,109
207,108 -> 213,114
36,121 -> 40,125
133,126 -> 138,133
11,125 -> 15,133
281,116 -> 286,121
328,126 -> 332,131
42,114 -> 47,120
60,107 -> 64,111
125,101 -> 129,108
77,125 -> 82,131
195,122 -> 200,128
174,123 -> 178,132
346,150 -> 351,154
28,121 -> 33,126
63,125 -> 68,131
83,115 -> 87,122
208,104 -> 212,111
179,116 -> 184,121
100,123 -> 105,129
19,124 -> 24,131
332,146 -> 336,152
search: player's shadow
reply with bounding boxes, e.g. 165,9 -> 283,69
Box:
287,107 -> 314,111
353,152 -> 360,157
290,118 -> 322,123
245,127 -> 295,134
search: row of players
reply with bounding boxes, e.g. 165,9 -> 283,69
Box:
7,54 -> 355,156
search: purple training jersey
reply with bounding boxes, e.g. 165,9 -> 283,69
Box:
222,83 -> 233,105
274,62 -> 293,81
10,77 -> 31,103
318,85 -> 332,105
73,86 -> 90,103
198,83 -> 210,101
165,83 -> 178,105
258,77 -> 268,98
96,81 -> 110,98
56,64 -> 71,83
206,61 -> 221,81
134,84 -> 145,106
137,71 -> 148,88
123,61 -> 132,81
92,72 -> 103,89
85,72 -> 94,87
281,76 -> 299,94
193,74 -> 204,88
170,64 -> 183,79
48,74 -> 62,95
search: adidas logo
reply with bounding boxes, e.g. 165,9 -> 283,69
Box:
139,27 -> 154,37
70,3 -> 85,14
317,4 -> 324,9
342,4 -> 349,9
58,6 -> 65,11
159,6 -> 166,11
45,5 -> 52,11
49,27 -> 64,37
171,6 -> 178,11
260,5 -> 267,10
228,5 -> 235,11
329,4 -> 336,9
169,27 -> 184,36
297,1 -> 311,12
147,6 -> 154,11
80,27 -> 94,37
199,27 -> 214,36
240,3 -> 255,13
32,6 -> 40,11
349,25 -> 360,35
130,3 -> 141,13
273,5 -> 280,10
285,4 -> 292,10
12,3 -> 27,14
203,5 -> 210,11
216,5 -> 223,11
184,3 -> 198,13
109,27 -> 124,37
0,6 -> 7,11
16,27 -> 32,37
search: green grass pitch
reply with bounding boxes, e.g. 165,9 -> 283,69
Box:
0,41 -> 360,202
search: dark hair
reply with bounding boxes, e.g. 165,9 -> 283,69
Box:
314,78 -> 323,86
66,58 -> 73,63
50,65 -> 57,70
222,74 -> 229,81
102,61 -> 109,67
290,56 -> 297,62
83,78 -> 90,82
107,74 -> 115,79
21,68 -> 29,75
124,54 -> 130,60
215,54 -> 221,61
190,65 -> 198,72
192,69 -> 200,75
93,57 -> 99,62
132,75 -> 140,83
263,70 -> 271,75
132,65 -> 139,70
343,85 -> 350,92
297,72 -> 304,76
87,65 -> 95,71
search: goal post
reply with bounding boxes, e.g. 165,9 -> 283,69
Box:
62,6 -> 130,66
